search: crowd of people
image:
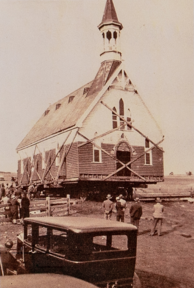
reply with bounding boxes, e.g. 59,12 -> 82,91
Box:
0,183 -> 30,224
102,193 -> 164,236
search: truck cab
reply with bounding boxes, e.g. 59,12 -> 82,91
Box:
17,217 -> 137,287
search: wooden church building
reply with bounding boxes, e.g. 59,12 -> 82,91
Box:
16,0 -> 164,198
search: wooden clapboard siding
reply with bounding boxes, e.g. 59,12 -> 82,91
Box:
78,142 -> 115,175
66,142 -> 79,178
78,142 -> 163,178
58,145 -> 66,178
131,146 -> 163,176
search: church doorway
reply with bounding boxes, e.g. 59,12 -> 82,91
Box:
116,142 -> 131,176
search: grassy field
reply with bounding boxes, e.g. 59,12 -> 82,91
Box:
147,175 -> 194,194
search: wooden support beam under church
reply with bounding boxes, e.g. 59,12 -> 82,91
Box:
57,129 -> 79,179
20,158 -> 30,185
41,150 -> 51,182
43,130 -> 74,181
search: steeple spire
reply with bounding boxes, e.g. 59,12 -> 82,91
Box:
98,0 -> 123,62
99,0 -> 123,30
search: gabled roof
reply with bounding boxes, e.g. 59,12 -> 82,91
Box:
98,0 -> 123,30
17,60 -> 122,150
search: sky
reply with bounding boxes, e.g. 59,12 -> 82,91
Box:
0,0 -> 193,175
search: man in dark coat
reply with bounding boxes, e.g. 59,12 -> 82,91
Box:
21,192 -> 30,220
10,195 -> 19,224
130,198 -> 142,230
102,194 -> 113,220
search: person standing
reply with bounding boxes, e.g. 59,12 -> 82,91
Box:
102,194 -> 113,220
2,194 -> 11,219
5,184 -> 10,196
27,184 -> 34,200
115,196 -> 125,222
10,195 -> 19,224
1,184 -> 5,199
150,198 -> 164,236
129,198 -> 142,230
21,192 -> 30,221
119,194 -> 127,209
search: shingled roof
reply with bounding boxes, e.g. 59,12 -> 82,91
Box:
98,0 -> 123,30
17,60 -> 122,150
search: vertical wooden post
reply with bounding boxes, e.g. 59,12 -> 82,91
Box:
67,194 -> 70,215
46,196 -> 51,217
0,255 -> 4,276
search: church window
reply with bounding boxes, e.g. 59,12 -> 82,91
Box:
107,31 -> 112,41
56,103 -> 61,110
83,87 -> 90,95
113,31 -> 117,40
145,138 -> 149,148
119,98 -> 125,129
93,146 -> 101,163
145,139 -> 152,165
44,110 -> 50,116
145,153 -> 151,165
112,107 -> 118,129
68,96 -> 75,103
36,161 -> 39,172
127,117 -> 132,130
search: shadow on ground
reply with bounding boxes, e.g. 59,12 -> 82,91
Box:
136,270 -> 193,288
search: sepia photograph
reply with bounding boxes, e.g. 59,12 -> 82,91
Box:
0,0 -> 193,287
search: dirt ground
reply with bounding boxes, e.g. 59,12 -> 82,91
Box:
1,197 -> 194,288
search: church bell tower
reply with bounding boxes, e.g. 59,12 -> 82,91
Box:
98,0 -> 123,62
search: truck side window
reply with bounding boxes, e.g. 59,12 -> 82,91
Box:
49,229 -> 68,255
112,235 -> 128,250
25,224 -> 32,243
35,226 -> 47,249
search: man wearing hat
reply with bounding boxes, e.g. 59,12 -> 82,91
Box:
115,196 -> 126,222
119,194 -> 127,209
129,198 -> 142,230
150,198 -> 164,236
102,194 -> 113,220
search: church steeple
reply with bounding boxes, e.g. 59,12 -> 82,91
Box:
98,0 -> 123,62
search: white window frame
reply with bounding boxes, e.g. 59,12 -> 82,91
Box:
144,139 -> 152,165
145,150 -> 153,165
93,146 -> 102,163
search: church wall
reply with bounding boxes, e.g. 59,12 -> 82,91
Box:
78,142 -> 115,175
79,86 -> 163,178
66,142 -> 79,179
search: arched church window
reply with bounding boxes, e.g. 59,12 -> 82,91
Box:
112,107 -> 118,129
127,108 -> 132,130
119,99 -> 124,116
106,31 -> 112,41
113,31 -> 117,40
119,99 -> 125,129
